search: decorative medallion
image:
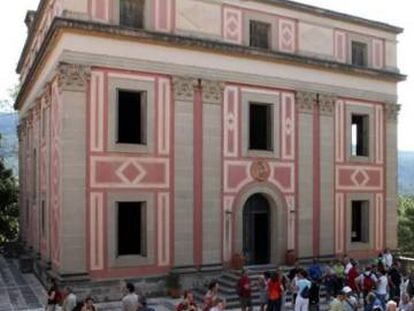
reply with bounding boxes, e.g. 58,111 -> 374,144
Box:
250,160 -> 271,182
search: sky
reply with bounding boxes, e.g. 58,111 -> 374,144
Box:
0,0 -> 413,151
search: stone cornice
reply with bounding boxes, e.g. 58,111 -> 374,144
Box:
14,18 -> 406,110
17,0 -> 403,75
172,76 -> 198,102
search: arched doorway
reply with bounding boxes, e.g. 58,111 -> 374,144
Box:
243,193 -> 270,265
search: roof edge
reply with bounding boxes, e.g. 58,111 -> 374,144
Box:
14,18 -> 407,111
261,0 -> 404,34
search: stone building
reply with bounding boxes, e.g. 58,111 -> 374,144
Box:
16,0 -> 404,286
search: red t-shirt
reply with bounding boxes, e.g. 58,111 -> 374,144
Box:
268,280 -> 282,300
237,276 -> 252,298
348,266 -> 359,291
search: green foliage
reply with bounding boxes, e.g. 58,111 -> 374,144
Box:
0,134 -> 19,245
398,195 -> 414,254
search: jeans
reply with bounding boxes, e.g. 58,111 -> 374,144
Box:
268,298 -> 282,311
295,296 -> 309,311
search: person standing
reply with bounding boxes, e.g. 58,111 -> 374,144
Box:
122,282 -> 140,311
176,290 -> 197,311
295,270 -> 311,311
81,297 -> 96,311
383,249 -> 393,270
388,263 -> 402,299
342,286 -> 358,311
309,280 -> 321,311
203,281 -> 219,311
46,278 -> 62,311
267,272 -> 283,311
237,270 -> 252,311
375,270 -> 389,310
329,290 -> 346,311
257,271 -> 270,311
210,298 -> 225,311
62,286 -> 77,311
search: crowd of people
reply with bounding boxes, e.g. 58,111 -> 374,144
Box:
44,279 -> 154,311
175,248 -> 414,311
45,248 -> 414,311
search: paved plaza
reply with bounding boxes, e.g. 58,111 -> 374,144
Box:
0,255 -> 176,311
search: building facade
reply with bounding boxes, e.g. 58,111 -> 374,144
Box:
16,0 -> 404,282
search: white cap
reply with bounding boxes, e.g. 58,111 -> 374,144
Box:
342,286 -> 352,294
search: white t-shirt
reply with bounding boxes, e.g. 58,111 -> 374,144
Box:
122,293 -> 139,311
345,262 -> 353,275
384,253 -> 393,268
376,275 -> 388,295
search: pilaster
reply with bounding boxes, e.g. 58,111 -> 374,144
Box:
384,102 -> 400,249
172,76 -> 197,267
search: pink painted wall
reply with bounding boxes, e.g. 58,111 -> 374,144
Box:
87,68 -> 174,277
222,84 -> 297,261
334,99 -> 386,256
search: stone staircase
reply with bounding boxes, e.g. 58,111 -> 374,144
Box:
193,264 -> 333,310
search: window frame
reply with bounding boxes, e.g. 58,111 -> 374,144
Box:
111,0 -> 152,30
108,77 -> 154,154
249,20 -> 271,49
345,104 -> 374,163
119,0 -> 145,29
107,193 -> 154,268
241,90 -> 280,158
351,200 -> 369,243
351,41 -> 368,67
346,193 -> 374,251
249,102 -> 274,151
347,34 -> 372,68
351,114 -> 370,157
116,89 -> 147,145
116,201 -> 147,257
243,12 -> 277,51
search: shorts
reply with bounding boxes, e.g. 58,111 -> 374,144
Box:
240,296 -> 252,308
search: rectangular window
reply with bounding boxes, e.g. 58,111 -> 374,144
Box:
120,0 -> 145,29
351,200 -> 369,243
351,114 -> 369,157
249,20 -> 271,49
352,41 -> 368,67
249,103 -> 273,151
41,200 -> 45,237
117,202 -> 146,256
117,90 -> 146,145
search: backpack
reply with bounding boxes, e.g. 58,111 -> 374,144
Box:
300,285 -> 310,299
363,273 -> 375,291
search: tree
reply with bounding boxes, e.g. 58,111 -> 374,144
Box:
0,133 -> 19,245
398,195 -> 414,254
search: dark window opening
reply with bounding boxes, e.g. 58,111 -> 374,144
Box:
117,202 -> 146,256
351,114 -> 369,157
351,200 -> 369,243
41,200 -> 45,237
120,0 -> 145,29
249,103 -> 272,151
249,20 -> 271,49
117,90 -> 146,144
352,41 -> 368,67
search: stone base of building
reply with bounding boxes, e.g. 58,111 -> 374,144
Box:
23,253 -> 225,303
